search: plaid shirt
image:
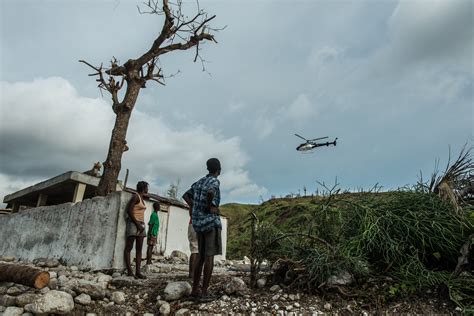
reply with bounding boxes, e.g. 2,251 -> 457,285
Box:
185,174 -> 222,233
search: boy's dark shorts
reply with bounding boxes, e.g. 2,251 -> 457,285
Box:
197,228 -> 222,257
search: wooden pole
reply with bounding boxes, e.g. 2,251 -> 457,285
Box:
0,263 -> 50,289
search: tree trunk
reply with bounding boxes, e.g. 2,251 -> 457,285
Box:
0,263 -> 50,289
97,80 -> 142,196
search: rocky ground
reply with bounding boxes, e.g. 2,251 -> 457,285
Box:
0,255 -> 461,315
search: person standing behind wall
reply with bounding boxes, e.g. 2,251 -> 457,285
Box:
146,201 -> 160,265
183,158 -> 222,302
183,192 -> 200,279
124,181 -> 148,279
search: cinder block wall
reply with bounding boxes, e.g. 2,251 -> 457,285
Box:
0,191 -> 130,270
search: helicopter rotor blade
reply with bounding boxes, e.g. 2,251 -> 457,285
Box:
294,134 -> 308,141
309,136 -> 329,142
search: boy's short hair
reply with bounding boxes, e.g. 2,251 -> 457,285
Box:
153,201 -> 161,210
136,181 -> 149,192
206,158 -> 221,173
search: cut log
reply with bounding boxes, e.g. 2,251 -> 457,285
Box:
0,262 -> 50,289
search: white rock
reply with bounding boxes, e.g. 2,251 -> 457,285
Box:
324,303 -> 332,310
170,250 -> 189,263
0,295 -> 17,306
48,272 -> 58,279
45,259 -> 60,268
24,290 -> 74,315
288,294 -> 296,300
159,302 -> 171,315
58,275 -> 69,286
163,282 -> 191,301
143,314 -> 154,316
175,308 -> 189,315
96,274 -> 113,284
223,277 -> 248,296
272,304 -> 279,310
21,312 -> 34,316
15,294 -> 39,307
256,278 -> 266,289
156,300 -> 167,307
70,266 -> 78,272
0,256 -> 15,262
294,302 -> 301,308
73,280 -> 106,299
39,287 -> 50,294
111,291 -> 126,305
326,271 -> 354,287
272,294 -> 280,301
49,278 -> 58,290
270,285 -> 281,292
2,306 -> 24,316
220,295 -> 230,301
112,272 -> 121,278
86,313 -> 98,316
6,286 -> 26,296
286,305 -> 293,311
74,293 -> 92,305
61,287 -> 77,297
243,256 -> 251,264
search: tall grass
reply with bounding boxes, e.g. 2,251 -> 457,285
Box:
251,189 -> 473,308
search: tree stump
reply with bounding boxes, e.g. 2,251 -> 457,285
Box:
0,263 -> 50,289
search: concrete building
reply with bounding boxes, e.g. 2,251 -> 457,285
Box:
0,171 -> 228,269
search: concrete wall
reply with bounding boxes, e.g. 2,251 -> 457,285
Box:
0,191 -> 228,270
163,206 -> 227,261
0,192 -> 127,270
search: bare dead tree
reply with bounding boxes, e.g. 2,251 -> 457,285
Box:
80,0 -> 220,196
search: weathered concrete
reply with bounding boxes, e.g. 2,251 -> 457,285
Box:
0,190 -> 228,269
0,192 -> 128,269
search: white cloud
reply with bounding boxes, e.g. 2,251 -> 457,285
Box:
0,77 -> 266,203
308,45 -> 343,69
286,94 -> 317,121
0,174 -> 44,206
228,101 -> 246,112
253,115 -> 275,140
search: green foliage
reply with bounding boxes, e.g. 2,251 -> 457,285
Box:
220,203 -> 257,259
223,190 -> 473,309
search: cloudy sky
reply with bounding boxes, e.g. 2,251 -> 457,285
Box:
0,0 -> 472,204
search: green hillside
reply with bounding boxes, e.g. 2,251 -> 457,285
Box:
220,202 -> 258,259
221,191 -> 473,310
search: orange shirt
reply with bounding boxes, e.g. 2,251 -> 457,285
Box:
132,194 -> 146,222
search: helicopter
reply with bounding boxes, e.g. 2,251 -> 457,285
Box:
295,134 -> 338,152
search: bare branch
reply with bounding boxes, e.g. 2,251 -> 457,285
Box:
79,59 -> 124,107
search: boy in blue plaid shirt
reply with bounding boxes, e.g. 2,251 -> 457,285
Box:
183,158 -> 222,302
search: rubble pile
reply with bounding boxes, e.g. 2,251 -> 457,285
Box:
0,256 -> 458,315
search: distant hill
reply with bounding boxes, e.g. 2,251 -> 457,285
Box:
220,202 -> 258,259
221,196 -> 329,259
221,192 -> 474,260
